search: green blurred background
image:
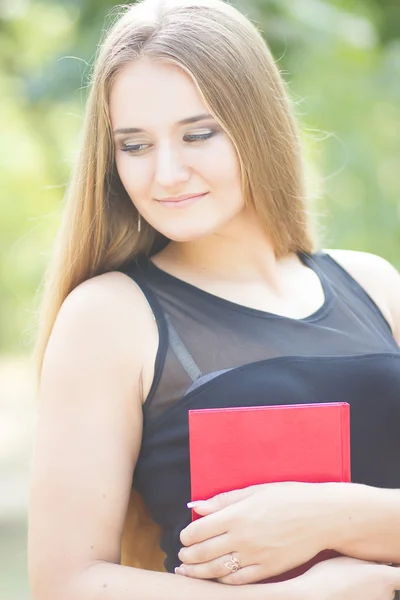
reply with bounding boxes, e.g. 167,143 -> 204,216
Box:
0,0 -> 399,598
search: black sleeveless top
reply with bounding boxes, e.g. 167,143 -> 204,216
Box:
121,251 -> 400,573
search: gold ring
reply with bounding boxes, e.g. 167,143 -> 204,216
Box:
224,554 -> 241,573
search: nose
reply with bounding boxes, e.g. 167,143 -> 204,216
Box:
154,140 -> 190,189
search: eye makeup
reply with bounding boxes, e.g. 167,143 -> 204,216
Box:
119,129 -> 218,154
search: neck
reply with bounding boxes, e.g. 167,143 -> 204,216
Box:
160,210 -> 295,288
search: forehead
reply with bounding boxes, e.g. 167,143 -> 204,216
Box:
109,59 -> 208,129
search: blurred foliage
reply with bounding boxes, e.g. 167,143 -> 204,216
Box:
0,0 -> 399,354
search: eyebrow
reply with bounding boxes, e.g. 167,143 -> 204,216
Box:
113,113 -> 213,135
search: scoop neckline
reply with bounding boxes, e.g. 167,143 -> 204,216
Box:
145,250 -> 335,322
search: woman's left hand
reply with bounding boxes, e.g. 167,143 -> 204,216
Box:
177,481 -> 337,585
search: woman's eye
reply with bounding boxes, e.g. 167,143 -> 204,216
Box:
120,143 -> 149,154
184,131 -> 215,143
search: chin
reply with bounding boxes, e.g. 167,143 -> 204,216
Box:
156,223 -> 216,243
161,230 -> 208,243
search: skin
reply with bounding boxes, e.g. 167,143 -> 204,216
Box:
28,57 -> 400,600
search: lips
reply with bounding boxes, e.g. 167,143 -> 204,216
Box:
156,192 -> 209,208
158,192 -> 207,203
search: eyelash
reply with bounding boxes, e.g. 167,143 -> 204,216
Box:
120,131 -> 216,154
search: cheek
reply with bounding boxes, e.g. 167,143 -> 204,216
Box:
200,138 -> 242,190
216,140 -> 241,186
115,154 -> 152,200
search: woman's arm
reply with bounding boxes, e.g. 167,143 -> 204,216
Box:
27,272 -> 290,600
72,561 -> 289,600
325,482 -> 400,563
73,556 -> 400,600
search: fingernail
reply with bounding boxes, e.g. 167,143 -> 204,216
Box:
187,500 -> 205,508
175,566 -> 187,576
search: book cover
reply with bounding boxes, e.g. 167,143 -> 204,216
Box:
188,402 -> 350,582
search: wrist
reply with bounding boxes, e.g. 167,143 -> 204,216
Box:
308,482 -> 352,552
318,481 -> 365,552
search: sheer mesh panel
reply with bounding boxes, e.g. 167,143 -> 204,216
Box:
123,252 -> 397,421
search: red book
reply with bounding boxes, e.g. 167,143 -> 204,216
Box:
188,402 -> 350,582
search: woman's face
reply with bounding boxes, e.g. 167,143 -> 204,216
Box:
110,58 -> 245,242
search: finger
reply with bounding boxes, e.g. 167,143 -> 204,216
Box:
180,511 -> 228,546
188,487 -> 258,516
217,564 -> 264,586
178,533 -> 230,565
175,553 -> 249,581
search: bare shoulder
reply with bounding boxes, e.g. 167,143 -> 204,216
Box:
60,269 -> 154,338
324,249 -> 400,342
49,270 -> 159,399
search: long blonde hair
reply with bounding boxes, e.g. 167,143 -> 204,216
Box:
35,0 -> 315,571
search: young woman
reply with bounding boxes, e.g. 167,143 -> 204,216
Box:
28,1 -> 400,599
